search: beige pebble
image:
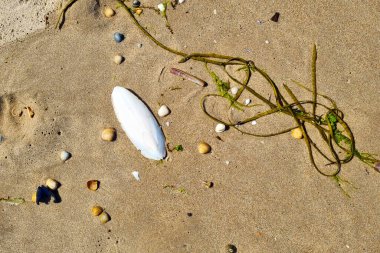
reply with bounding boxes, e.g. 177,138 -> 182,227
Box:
291,127 -> 303,139
114,55 -> 124,64
99,211 -> 110,224
158,105 -> 170,117
102,128 -> 116,141
91,206 -> 104,216
198,141 -> 211,154
103,7 -> 115,17
46,178 -> 59,190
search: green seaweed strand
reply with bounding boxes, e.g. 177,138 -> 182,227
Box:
114,0 -> 379,187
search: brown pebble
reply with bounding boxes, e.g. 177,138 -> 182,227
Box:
87,180 -> 100,191
102,128 -> 116,141
271,12 -> 280,22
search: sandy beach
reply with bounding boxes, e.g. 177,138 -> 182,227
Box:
1,0 -> 379,252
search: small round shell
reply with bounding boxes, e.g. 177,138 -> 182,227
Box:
99,211 -> 110,224
198,142 -> 211,154
291,128 -> 303,139
87,180 -> 100,191
102,128 -> 116,141
92,206 -> 104,216
113,55 -> 124,64
103,7 -> 115,17
157,3 -> 165,12
230,87 -> 238,95
215,123 -> 226,133
46,178 -> 59,190
60,150 -> 71,161
158,105 -> 170,117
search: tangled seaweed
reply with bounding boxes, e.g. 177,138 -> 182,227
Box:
56,0 -> 379,194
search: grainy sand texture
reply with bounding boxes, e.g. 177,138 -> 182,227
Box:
0,0 -> 379,252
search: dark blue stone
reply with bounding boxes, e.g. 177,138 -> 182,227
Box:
114,32 -> 125,43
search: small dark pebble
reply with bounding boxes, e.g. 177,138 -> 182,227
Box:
132,0 -> 141,8
226,244 -> 237,253
187,212 -> 193,217
114,32 -> 125,43
271,12 -> 280,22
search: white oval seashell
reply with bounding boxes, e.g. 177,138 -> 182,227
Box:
158,105 -> 170,117
114,55 -> 124,64
244,99 -> 251,105
230,87 -> 238,95
215,123 -> 226,133
131,171 -> 140,181
46,178 -> 59,190
251,120 -> 257,125
111,86 -> 166,160
157,3 -> 165,12
60,150 -> 71,161
178,0 -> 185,3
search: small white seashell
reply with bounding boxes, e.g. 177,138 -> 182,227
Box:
244,99 -> 251,105
157,3 -> 165,12
230,87 -> 238,95
225,161 -> 230,165
178,0 -> 185,3
114,55 -> 124,64
215,123 -> 226,133
131,171 -> 140,181
251,120 -> 257,125
158,105 -> 170,117
265,40 -> 269,44
46,178 -> 59,190
60,150 -> 71,161
165,121 -> 170,127
213,9 -> 217,15
137,43 -> 143,48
